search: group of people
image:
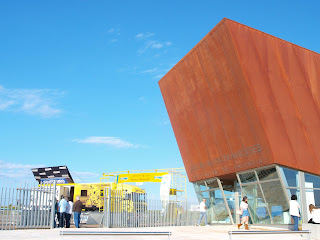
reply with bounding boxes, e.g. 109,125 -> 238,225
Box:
55,195 -> 83,228
198,195 -> 320,230
197,197 -> 250,228
290,194 -> 320,230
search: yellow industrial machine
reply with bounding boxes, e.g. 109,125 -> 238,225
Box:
32,166 -> 187,213
55,182 -> 145,211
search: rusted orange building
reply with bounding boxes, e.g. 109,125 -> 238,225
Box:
159,18 -> 320,225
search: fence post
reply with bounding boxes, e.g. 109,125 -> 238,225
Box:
106,187 -> 111,228
50,181 -> 56,229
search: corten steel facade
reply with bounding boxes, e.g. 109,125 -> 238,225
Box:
159,18 -> 320,225
159,18 -> 320,183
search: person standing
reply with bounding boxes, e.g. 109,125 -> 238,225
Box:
58,195 -> 68,228
198,198 -> 209,226
73,196 -> 83,228
54,199 -> 59,228
65,197 -> 73,228
238,196 -> 250,230
290,195 -> 300,231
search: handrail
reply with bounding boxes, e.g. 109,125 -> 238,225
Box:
228,230 -> 311,240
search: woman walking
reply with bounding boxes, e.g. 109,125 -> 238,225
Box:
238,196 -> 250,230
289,195 -> 300,231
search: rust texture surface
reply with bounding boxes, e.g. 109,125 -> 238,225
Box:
159,18 -> 320,182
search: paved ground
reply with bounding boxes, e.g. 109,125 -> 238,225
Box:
0,225 -> 312,240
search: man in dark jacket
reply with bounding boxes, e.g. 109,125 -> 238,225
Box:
72,196 -> 83,228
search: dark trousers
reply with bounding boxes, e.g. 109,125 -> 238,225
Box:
60,212 -> 66,228
66,213 -> 71,228
56,212 -> 60,227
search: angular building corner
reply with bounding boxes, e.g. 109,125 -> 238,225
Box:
159,18 -> 320,225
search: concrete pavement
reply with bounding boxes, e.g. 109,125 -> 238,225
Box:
0,225 -> 312,240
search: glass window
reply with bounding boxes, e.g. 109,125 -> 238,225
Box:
238,172 -> 257,184
260,181 -> 289,224
194,182 -> 207,192
305,189 -> 320,220
241,184 -> 271,224
257,167 -> 278,181
305,173 -> 320,189
208,190 -> 231,223
81,190 -> 87,196
280,167 -> 299,187
306,189 -> 320,208
196,190 -> 206,202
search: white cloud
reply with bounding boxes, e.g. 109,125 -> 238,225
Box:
0,160 -> 45,179
107,27 -> 121,44
73,136 -> 141,148
0,85 -> 63,118
138,96 -> 145,102
138,40 -> 165,54
135,32 -> 155,40
154,74 -> 165,79
135,32 -> 171,54
141,66 -> 172,80
150,41 -> 163,49
108,27 -> 120,35
142,68 -> 158,73
108,28 -> 115,33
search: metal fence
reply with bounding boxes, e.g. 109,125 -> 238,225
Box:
103,189 -> 200,228
0,179 -> 56,230
1,180 -> 201,230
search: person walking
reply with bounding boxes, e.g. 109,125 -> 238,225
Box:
238,196 -> 250,230
198,198 -> 209,226
58,195 -> 68,228
73,196 -> 83,228
289,194 -> 300,231
65,197 -> 73,228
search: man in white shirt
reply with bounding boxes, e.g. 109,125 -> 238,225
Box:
289,195 -> 300,231
65,198 -> 73,228
198,198 -> 209,226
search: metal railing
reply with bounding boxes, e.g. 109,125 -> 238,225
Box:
103,189 -> 200,228
228,230 -> 311,240
0,179 -> 56,230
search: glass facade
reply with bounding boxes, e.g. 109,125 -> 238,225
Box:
193,165 -> 320,225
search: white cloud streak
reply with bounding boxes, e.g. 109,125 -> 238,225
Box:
73,137 -> 141,149
135,32 -> 172,54
135,32 -> 154,40
0,85 -> 63,118
142,68 -> 158,73
138,40 -> 165,54
141,66 -> 172,80
0,160 -> 45,178
108,28 -> 120,35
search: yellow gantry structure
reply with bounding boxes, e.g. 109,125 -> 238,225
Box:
100,168 -> 187,204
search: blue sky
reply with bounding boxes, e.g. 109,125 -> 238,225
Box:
0,1 -> 319,198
